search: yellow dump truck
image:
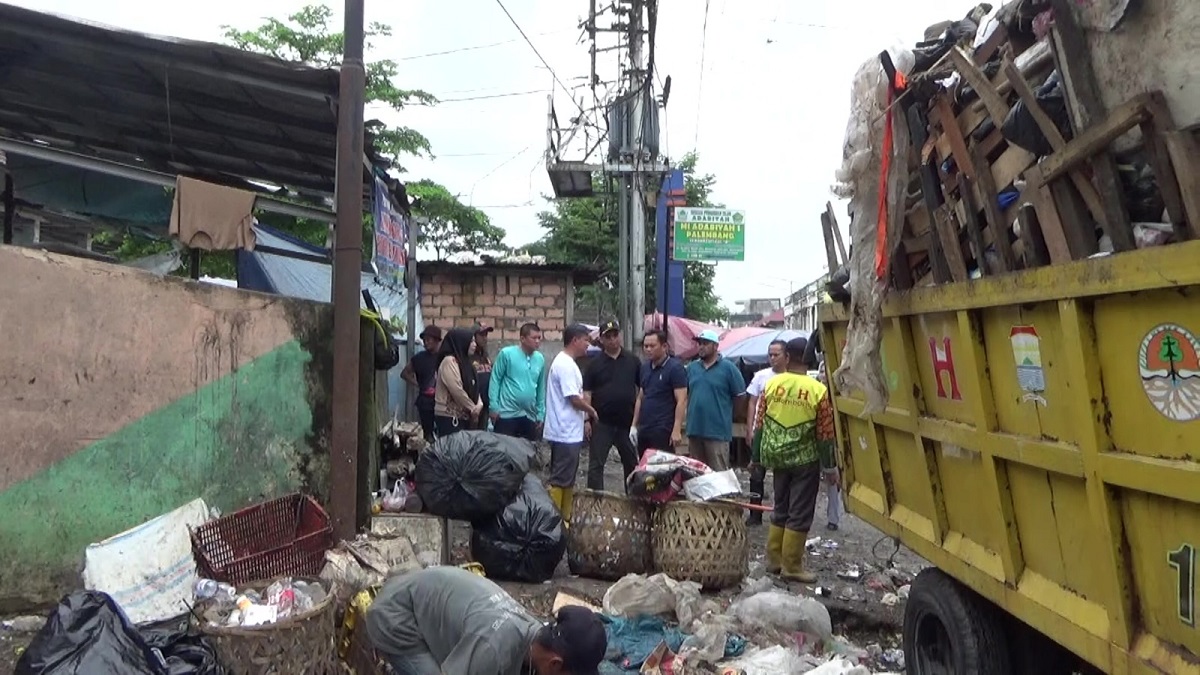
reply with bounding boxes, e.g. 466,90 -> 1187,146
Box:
820,2 -> 1200,667
819,241 -> 1200,673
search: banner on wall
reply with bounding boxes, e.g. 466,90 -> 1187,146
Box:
373,177 -> 408,288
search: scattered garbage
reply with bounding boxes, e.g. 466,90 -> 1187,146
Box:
836,566 -> 862,581
193,577 -> 327,628
728,591 -> 833,642
603,573 -> 716,628
2,616 -> 47,634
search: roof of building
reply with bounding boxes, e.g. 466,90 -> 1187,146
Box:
417,259 -> 602,285
0,2 -> 382,198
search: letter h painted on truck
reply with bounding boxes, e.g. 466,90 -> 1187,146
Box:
929,337 -> 962,401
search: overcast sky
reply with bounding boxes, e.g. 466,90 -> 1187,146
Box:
14,0 -> 971,308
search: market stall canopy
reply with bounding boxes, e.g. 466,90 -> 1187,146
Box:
644,313 -> 722,360
720,328 -> 808,366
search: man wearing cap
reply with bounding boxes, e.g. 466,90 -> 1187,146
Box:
751,336 -> 837,583
583,320 -> 641,491
544,324 -> 599,523
471,323 -> 495,430
366,565 -> 607,675
684,328 -> 745,471
490,323 -> 548,440
402,326 -> 443,443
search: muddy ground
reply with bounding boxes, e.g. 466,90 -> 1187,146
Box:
0,448 -> 927,673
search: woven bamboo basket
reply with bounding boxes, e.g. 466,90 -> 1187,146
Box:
652,500 -> 748,590
566,489 -> 654,580
198,578 -> 338,674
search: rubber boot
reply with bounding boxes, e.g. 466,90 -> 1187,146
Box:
765,524 -> 785,574
548,486 -> 565,514
781,529 -> 818,583
559,487 -> 575,527
747,464 -> 766,526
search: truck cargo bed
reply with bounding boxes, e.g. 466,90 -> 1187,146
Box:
820,240 -> 1200,674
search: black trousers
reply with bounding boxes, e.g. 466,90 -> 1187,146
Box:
415,399 -> 436,443
494,416 -> 538,441
772,463 -> 822,532
434,415 -> 469,438
636,427 -> 671,455
587,421 -> 639,491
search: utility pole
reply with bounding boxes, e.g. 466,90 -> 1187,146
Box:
626,0 -> 647,348
329,0 -> 366,542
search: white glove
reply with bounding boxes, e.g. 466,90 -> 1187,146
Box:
629,427 -> 639,446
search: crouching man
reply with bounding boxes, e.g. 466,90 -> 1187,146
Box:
366,566 -> 607,675
750,337 -> 837,583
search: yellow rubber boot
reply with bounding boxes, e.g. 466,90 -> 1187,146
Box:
548,486 -> 564,512
765,524 -> 785,574
781,529 -> 818,583
559,488 -> 575,527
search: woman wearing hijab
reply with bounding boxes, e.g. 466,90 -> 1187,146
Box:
434,328 -> 484,437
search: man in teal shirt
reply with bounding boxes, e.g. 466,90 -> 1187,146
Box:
489,323 -> 548,440
685,329 -> 744,471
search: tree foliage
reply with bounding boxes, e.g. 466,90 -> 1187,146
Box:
223,4 -> 437,167
526,152 -> 727,322
408,180 -> 506,259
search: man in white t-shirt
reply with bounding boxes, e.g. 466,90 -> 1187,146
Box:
744,339 -> 790,526
544,323 -> 599,525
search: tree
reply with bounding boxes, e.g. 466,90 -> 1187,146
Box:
527,152 -> 728,322
223,4 -> 436,166
1161,333 -> 1183,382
408,180 -> 506,260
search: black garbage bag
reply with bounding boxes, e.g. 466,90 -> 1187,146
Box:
470,475 -> 566,583
1002,70 -> 1073,157
140,629 -> 224,675
415,430 -> 535,521
16,592 -> 166,675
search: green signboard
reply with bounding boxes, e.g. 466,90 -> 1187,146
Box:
672,207 -> 746,262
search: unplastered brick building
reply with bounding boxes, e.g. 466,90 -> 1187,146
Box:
417,261 -> 595,348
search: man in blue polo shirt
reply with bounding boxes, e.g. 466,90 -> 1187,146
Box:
685,329 -> 744,471
632,330 -> 688,454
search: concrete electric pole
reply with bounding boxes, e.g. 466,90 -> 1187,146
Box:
545,0 -> 666,350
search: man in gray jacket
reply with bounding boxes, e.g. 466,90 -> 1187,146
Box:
366,566 -> 607,675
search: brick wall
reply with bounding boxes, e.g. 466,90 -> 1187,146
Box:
419,266 -> 574,345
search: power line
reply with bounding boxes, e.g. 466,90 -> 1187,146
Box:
437,89 -> 549,103
397,29 -> 571,60
494,0 -> 586,115
693,0 -> 712,149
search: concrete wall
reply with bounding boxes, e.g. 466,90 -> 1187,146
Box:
419,265 -> 575,348
0,246 -> 333,608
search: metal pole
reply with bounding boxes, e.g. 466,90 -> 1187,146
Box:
406,215 -> 420,422
330,0 -> 367,542
628,0 -> 647,347
617,177 -> 631,351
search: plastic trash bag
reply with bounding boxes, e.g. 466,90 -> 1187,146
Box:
16,591 -> 166,675
469,475 -> 566,582
1001,70 -> 1072,157
140,629 -> 224,675
415,430 -> 535,521
728,590 -> 833,642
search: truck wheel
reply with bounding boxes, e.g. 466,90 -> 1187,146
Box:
903,568 -> 1012,675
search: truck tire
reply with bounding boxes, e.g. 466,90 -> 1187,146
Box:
903,568 -> 1013,675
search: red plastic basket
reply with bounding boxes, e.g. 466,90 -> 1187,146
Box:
190,493 -> 333,585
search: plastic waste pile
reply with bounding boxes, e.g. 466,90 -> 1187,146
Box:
193,577 -> 327,628
600,572 -> 902,674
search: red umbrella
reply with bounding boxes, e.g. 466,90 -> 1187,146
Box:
645,313 -> 722,360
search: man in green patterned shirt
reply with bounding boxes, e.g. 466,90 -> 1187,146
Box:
751,337 -> 837,583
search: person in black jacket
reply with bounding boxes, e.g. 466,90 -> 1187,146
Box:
583,320 -> 642,491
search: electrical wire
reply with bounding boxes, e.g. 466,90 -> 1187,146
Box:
693,0 -> 712,149
398,29 -> 570,60
494,0 -> 586,114
436,89 -> 549,103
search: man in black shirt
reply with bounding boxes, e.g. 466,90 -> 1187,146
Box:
583,320 -> 641,491
402,325 -> 443,442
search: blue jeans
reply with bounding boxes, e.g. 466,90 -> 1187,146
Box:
387,651 -> 440,675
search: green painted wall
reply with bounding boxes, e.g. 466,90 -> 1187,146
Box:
0,340 -> 331,607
